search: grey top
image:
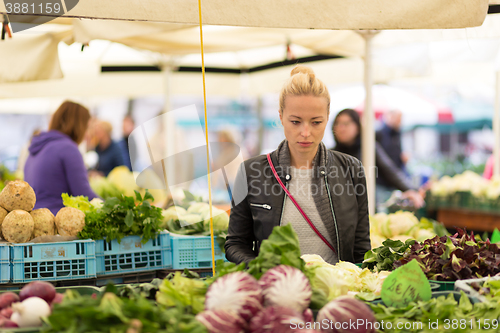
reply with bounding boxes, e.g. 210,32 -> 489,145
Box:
282,167 -> 338,265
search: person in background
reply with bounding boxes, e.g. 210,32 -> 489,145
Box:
331,108 -> 424,209
376,109 -> 408,172
16,129 -> 41,176
484,154 -> 495,180
94,120 -> 125,177
24,101 -> 98,215
120,114 -> 136,171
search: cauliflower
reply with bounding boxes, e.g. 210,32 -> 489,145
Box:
379,211 -> 419,239
187,202 -> 211,215
202,208 -> 229,232
415,228 -> 437,242
179,214 -> 203,227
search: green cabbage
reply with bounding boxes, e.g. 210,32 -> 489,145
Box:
202,208 -> 229,232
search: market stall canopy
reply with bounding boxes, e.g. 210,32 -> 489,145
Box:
0,0 -> 489,29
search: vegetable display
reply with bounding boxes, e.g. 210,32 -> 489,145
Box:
205,272 -> 263,321
362,239 -> 416,272
395,229 -> 500,281
76,190 -> 163,243
369,212 -> 446,249
45,287 -> 208,333
317,296 -> 376,333
303,255 -> 390,302
370,292 -> 500,332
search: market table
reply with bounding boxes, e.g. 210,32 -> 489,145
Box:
437,208 -> 500,232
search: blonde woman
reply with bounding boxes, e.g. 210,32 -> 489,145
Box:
225,66 -> 370,265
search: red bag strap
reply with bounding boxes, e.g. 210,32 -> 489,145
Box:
266,153 -> 336,255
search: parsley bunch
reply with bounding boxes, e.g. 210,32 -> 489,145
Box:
78,190 -> 163,243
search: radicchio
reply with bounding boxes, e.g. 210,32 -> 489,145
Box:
249,306 -> 306,333
317,296 -> 376,333
259,265 -> 312,313
196,309 -> 247,333
205,271 -> 263,321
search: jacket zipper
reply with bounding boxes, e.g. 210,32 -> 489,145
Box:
323,171 -> 341,260
279,181 -> 288,226
250,203 -> 272,210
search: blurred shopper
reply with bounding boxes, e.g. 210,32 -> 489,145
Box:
24,101 -> 98,215
331,108 -> 424,209
120,114 -> 136,171
484,154 -> 495,180
94,120 -> 125,176
16,129 -> 40,176
376,109 -> 408,171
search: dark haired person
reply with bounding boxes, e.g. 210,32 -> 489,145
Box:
331,108 -> 423,208
24,101 -> 98,215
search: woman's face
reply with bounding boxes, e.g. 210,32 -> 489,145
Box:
333,113 -> 359,145
280,94 -> 329,158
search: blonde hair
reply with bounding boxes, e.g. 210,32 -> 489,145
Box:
97,121 -> 113,137
279,65 -> 330,113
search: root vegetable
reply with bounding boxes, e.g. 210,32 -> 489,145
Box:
0,207 -> 7,238
0,180 -> 36,212
11,297 -> 51,327
0,308 -> 13,319
19,281 -> 56,303
55,207 -> 85,236
51,293 -> 64,305
0,293 -> 19,309
30,208 -> 56,239
2,210 -> 34,243
0,317 -> 18,328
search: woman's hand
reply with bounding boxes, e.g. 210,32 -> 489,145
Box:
402,189 -> 425,209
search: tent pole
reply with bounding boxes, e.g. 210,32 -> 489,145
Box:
494,70 -> 500,177
162,63 -> 176,193
358,30 -> 379,215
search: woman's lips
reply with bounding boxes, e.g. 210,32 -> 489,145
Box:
298,142 -> 313,147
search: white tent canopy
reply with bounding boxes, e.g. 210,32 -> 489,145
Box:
1,0 -> 489,29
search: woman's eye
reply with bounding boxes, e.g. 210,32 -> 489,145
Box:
313,121 -> 323,125
291,121 -> 300,125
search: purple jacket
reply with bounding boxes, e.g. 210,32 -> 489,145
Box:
24,130 -> 98,215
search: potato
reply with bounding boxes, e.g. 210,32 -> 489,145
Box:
2,210 -> 34,243
30,208 -> 56,239
0,180 -> 36,212
55,207 -> 85,237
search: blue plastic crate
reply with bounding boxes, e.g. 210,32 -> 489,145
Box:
95,232 -> 172,276
10,239 -> 96,283
170,234 -> 227,269
0,244 -> 10,283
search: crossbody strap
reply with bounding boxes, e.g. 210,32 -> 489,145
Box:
266,153 -> 336,255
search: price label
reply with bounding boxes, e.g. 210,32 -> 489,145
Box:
381,259 -> 432,308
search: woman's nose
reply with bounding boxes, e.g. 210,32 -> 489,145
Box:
301,124 -> 310,137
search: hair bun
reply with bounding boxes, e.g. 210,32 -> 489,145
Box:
290,65 -> 315,80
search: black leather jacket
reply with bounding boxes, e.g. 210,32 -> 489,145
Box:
225,143 -> 371,265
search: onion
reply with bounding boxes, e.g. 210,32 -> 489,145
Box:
19,281 -> 56,303
259,265 -> 312,313
205,272 -> 263,321
0,293 -> 19,309
11,297 -> 51,327
317,296 -> 376,333
249,306 -> 305,333
196,309 -> 247,333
